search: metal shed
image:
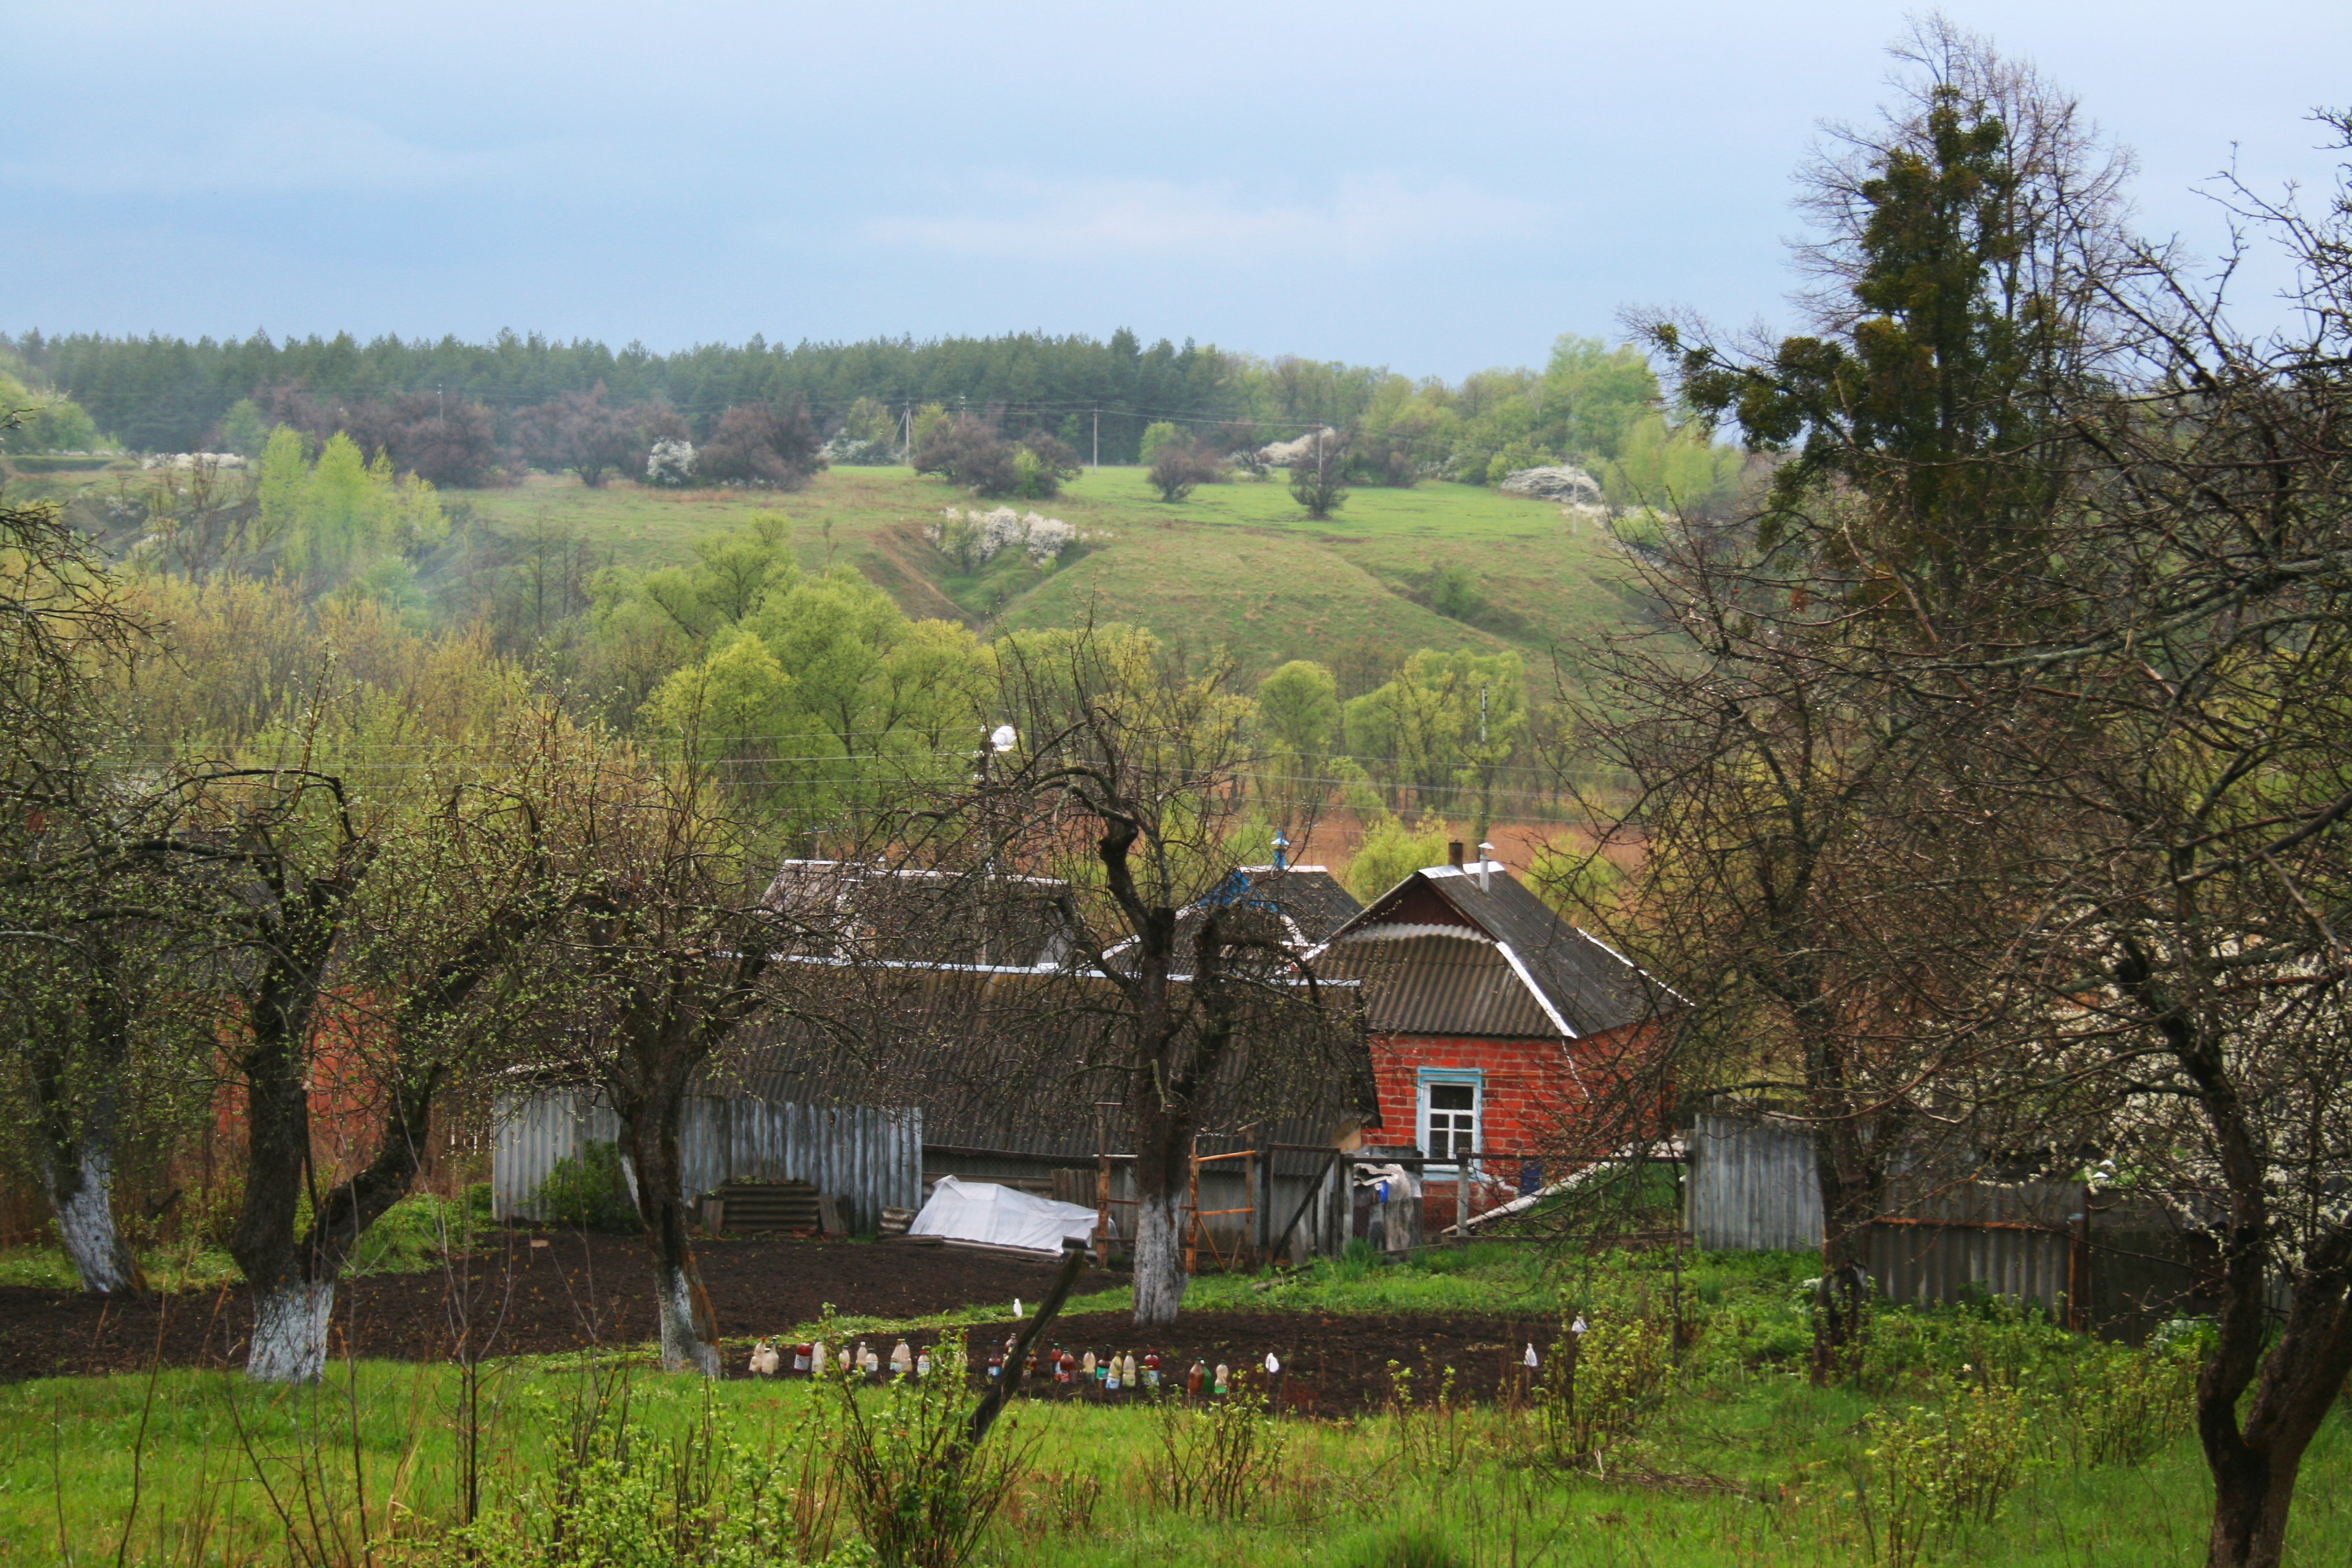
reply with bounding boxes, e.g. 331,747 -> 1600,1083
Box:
493,1086 -> 923,1236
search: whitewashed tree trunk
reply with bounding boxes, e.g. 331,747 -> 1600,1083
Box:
1132,1192 -> 1187,1327
655,1264 -> 720,1376
247,1279 -> 336,1382
39,1142 -> 143,1296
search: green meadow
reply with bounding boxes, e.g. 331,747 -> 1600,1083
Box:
449,465 -> 1641,678
4,1243 -> 2341,1566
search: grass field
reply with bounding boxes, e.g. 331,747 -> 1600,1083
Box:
4,1243 -> 2343,1566
449,466 -> 1641,678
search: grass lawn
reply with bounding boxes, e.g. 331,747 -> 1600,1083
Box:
449,466 -> 1639,678
4,1243 -> 2342,1565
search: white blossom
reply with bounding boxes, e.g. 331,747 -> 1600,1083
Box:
645,439 -> 696,486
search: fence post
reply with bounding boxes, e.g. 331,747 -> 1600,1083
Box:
1185,1135 -> 1200,1278
1252,1145 -> 1269,1267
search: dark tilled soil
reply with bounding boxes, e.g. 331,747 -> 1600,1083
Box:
0,1233 -> 1556,1416
830,1308 -> 1560,1419
0,1230 -> 1123,1383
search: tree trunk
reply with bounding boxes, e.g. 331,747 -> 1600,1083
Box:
37,1137 -> 145,1298
619,1062 -> 720,1376
2206,1449 -> 2297,1568
1129,1070 -> 1193,1329
1132,1193 -> 1186,1328
1811,1118 -> 1883,1382
25,958 -> 146,1297
247,1278 -> 338,1383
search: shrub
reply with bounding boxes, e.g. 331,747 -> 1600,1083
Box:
2062,1337 -> 2200,1467
1151,1374 -> 1289,1521
646,438 -> 697,487
1011,431 -> 1080,498
828,1335 -> 1031,1568
1857,1380 -> 2032,1567
1148,440 -> 1219,502
460,1351 -> 866,1566
1289,439 -> 1349,519
700,399 -> 825,489
1540,1311 -> 1675,1464
1427,560 -> 1483,620
531,1140 -> 633,1230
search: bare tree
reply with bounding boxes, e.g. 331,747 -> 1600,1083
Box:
956,627 -> 1364,1327
1593,26 -> 2352,1556
163,707 -> 608,1379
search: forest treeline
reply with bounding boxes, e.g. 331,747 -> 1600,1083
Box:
3,325 -> 1748,512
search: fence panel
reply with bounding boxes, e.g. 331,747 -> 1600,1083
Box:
495,1089 -> 921,1235
1687,1114 -> 1822,1251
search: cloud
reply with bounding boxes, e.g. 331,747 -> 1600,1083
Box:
857,173 -> 1549,266
4,108 -> 561,196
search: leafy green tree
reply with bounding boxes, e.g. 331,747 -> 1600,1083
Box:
1288,431 -> 1348,518
0,368 -> 102,452
254,425 -> 309,553
1541,336 -> 1661,462
1343,809 -> 1451,901
1660,62 -> 2118,612
1137,420 -> 1183,466
1343,648 -> 1526,822
1252,659 -> 1339,831
1255,660 -> 1339,756
214,397 -> 270,457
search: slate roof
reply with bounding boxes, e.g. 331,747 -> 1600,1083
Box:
1316,861 -> 1678,1041
1148,865 -> 1365,965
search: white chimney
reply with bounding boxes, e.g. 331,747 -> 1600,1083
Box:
1477,841 -> 1494,893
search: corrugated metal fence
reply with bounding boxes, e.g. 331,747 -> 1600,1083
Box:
1687,1115 -> 2223,1336
494,1089 -> 923,1236
1688,1114 -> 1822,1251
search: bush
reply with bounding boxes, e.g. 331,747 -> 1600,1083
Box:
912,414 -> 1014,495
1011,431 -> 1079,498
461,1352 -> 868,1566
699,399 -> 825,489
531,1140 -> 634,1229
1148,440 -> 1219,502
1540,1310 -> 1675,1464
1151,1373 -> 1289,1521
1427,560 -> 1483,620
828,1335 -> 1030,1568
1858,1380 -> 2033,1567
344,1191 -> 482,1275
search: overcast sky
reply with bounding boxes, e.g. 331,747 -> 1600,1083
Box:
6,1 -> 2344,379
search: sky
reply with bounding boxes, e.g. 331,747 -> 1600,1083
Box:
5,0 -> 2346,380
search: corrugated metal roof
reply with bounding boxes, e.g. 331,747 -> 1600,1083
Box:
1317,932 -> 1561,1039
712,964 -> 1378,1161
1319,864 -> 1677,1040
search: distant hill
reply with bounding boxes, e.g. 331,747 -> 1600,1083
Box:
452,464 -> 1646,681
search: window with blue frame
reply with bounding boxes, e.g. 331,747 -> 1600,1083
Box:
1418,1071 -> 1482,1166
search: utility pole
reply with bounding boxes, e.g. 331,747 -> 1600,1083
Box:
1092,407 -> 1099,471
1476,684 -> 1492,846
903,402 -> 912,465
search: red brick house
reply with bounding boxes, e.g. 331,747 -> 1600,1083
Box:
1315,846 -> 1677,1227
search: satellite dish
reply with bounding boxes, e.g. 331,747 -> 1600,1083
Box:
989,724 -> 1018,753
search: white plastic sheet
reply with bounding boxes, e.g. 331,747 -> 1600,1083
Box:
907,1176 -> 1097,1255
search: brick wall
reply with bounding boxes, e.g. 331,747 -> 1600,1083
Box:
1370,1025 -> 1655,1228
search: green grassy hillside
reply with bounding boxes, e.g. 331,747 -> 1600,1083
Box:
454,465 -> 1641,676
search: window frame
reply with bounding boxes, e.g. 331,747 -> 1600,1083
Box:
1416,1067 -> 1485,1176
